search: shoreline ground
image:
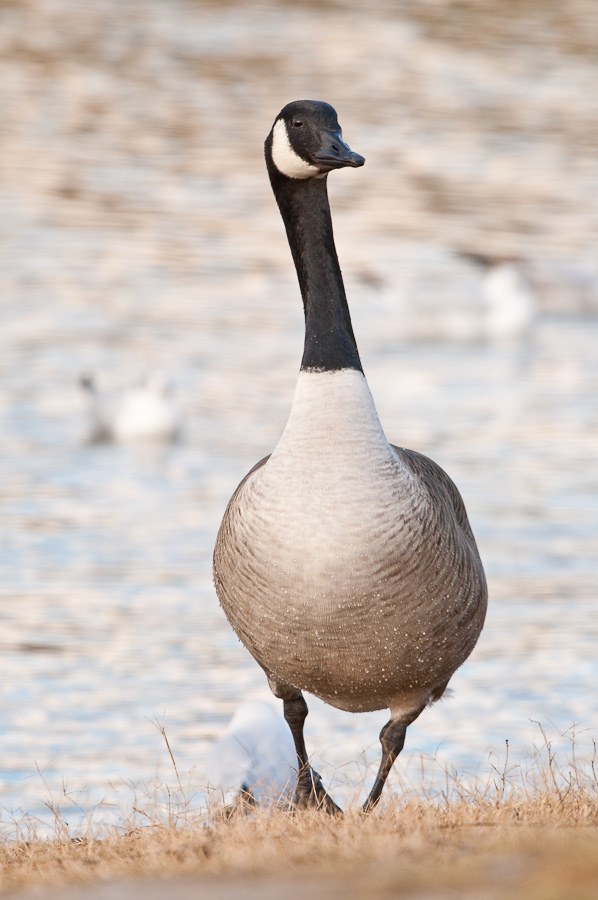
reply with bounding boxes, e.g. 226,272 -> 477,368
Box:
2,812 -> 598,899
2,739 -> 598,899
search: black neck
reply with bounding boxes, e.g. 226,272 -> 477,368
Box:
267,160 -> 362,373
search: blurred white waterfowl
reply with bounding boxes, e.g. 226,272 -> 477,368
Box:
80,374 -> 180,444
351,245 -> 537,344
213,101 -> 487,814
206,700 -> 296,809
461,252 -> 537,342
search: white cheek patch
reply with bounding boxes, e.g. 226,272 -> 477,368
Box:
271,119 -> 320,179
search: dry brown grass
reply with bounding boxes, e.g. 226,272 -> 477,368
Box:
1,726 -> 598,898
2,801 -> 598,899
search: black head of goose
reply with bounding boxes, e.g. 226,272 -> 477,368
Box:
213,100 -> 487,814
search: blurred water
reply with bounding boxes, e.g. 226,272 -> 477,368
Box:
0,0 -> 597,833
1,290 -> 597,830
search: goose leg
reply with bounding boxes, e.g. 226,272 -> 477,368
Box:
363,706 -> 425,813
283,694 -> 342,815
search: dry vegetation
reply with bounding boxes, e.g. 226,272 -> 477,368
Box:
1,729 -> 597,899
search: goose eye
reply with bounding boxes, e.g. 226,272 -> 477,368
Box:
291,116 -> 303,128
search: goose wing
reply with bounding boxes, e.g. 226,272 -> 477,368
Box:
229,454 -> 270,499
391,444 -> 480,550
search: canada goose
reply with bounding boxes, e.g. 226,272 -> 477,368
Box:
80,374 -> 180,444
213,101 -> 487,813
206,700 -> 296,809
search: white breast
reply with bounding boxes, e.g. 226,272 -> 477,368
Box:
248,370 -> 417,569
223,370 -> 424,643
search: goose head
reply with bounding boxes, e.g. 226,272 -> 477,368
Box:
265,100 -> 365,181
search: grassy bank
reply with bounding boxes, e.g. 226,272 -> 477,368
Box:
1,797 -> 597,899
1,731 -> 597,899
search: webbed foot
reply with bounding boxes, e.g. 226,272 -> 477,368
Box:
295,765 -> 342,815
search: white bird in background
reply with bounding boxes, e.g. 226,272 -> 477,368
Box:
460,252 -> 537,342
206,700 -> 297,809
352,246 -> 537,344
80,374 -> 180,444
